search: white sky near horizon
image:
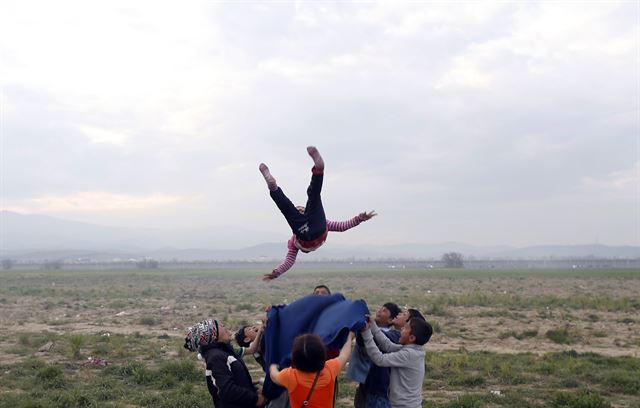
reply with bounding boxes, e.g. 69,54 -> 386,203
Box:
0,0 -> 638,248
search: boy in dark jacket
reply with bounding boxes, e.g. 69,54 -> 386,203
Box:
185,319 -> 266,408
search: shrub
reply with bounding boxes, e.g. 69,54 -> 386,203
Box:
551,389 -> 612,408
139,316 -> 160,326
236,303 -> 254,312
443,394 -> 485,408
500,329 -> 538,340
36,366 -> 66,389
602,369 -> 640,395
68,334 -> 85,359
448,374 -> 486,387
429,304 -> 449,317
431,320 -> 442,333
106,361 -> 153,385
546,328 -> 577,344
158,360 -> 201,382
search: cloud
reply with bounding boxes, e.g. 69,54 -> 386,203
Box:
78,125 -> 130,147
0,1 -> 637,245
581,161 -> 640,198
2,191 -> 188,213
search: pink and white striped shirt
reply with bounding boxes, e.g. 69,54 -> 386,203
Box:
271,215 -> 367,278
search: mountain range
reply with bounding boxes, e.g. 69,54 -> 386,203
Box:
1,211 -> 638,261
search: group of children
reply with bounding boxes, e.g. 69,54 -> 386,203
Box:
184,288 -> 433,408
182,147 -> 433,407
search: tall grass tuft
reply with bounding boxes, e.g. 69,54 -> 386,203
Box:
68,334 -> 85,359
551,389 -> 612,408
546,327 -> 578,344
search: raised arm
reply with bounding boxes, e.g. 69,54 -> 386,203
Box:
336,331 -> 355,369
326,211 -> 377,232
361,328 -> 410,368
245,324 -> 264,355
269,364 -> 283,386
370,320 -> 402,353
263,239 -> 299,281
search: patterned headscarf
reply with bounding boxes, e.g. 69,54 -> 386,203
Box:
184,319 -> 219,352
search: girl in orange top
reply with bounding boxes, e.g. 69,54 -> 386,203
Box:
269,332 -> 355,408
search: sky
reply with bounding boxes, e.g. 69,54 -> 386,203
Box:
0,1 -> 638,248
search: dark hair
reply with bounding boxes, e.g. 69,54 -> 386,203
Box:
407,308 -> 425,321
409,318 -> 433,345
235,326 -> 251,348
313,285 -> 331,295
383,302 -> 401,320
291,334 -> 326,373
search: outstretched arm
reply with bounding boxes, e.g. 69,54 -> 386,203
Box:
263,240 -> 299,281
269,364 -> 283,385
336,332 -> 356,369
370,320 -> 402,352
245,324 -> 264,355
327,210 -> 377,232
362,329 -> 410,368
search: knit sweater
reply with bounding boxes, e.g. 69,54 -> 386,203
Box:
271,215 -> 365,278
361,322 -> 426,408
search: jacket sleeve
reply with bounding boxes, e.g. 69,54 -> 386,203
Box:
362,329 -> 411,368
371,321 -> 402,353
272,238 -> 299,278
208,352 -> 258,406
326,215 -> 365,232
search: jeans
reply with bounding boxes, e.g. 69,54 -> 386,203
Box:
269,173 -> 326,241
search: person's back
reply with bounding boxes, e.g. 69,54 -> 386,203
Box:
202,342 -> 258,408
361,318 -> 432,408
270,332 -> 355,408
185,319 -> 264,408
361,327 -> 400,404
278,359 -> 341,408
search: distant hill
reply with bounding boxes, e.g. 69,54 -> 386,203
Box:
0,211 -> 280,253
1,211 -> 639,261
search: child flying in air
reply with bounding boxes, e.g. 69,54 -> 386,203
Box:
259,146 -> 376,281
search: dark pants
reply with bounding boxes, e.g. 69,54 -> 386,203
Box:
354,384 -> 366,408
269,173 -> 326,241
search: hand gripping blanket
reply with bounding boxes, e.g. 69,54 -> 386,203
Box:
262,293 -> 369,399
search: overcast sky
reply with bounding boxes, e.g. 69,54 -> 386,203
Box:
0,1 -> 638,247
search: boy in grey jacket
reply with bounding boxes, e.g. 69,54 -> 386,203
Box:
361,317 -> 433,408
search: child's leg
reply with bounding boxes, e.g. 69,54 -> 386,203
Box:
307,146 -> 324,172
260,164 -> 308,234
269,188 -> 308,235
304,147 -> 327,237
259,163 -> 278,191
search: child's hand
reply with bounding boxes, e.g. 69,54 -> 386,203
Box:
359,210 -> 377,221
362,315 -> 371,331
256,391 -> 266,406
263,272 -> 277,281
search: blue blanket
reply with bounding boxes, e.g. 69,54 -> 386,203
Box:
262,293 -> 369,399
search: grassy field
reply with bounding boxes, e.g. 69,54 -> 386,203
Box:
0,267 -> 638,407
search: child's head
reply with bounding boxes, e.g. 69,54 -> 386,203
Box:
235,325 -> 259,348
296,206 -> 306,214
291,334 -> 326,373
313,284 -> 331,296
394,307 -> 426,329
184,319 -> 232,352
376,302 -> 401,327
399,317 -> 433,346
407,308 -> 425,321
